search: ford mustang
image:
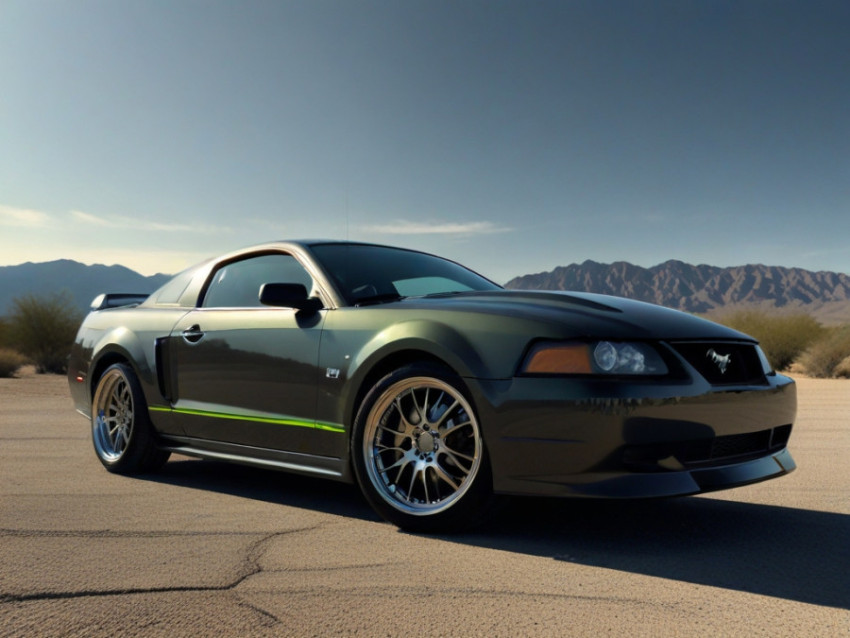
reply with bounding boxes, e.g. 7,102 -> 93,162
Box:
68,241 -> 796,532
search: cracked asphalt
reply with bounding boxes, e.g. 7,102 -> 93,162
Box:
1,372 -> 848,637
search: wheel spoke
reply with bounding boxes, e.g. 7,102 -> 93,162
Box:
433,399 -> 459,429
116,386 -> 129,410
409,388 -> 424,425
419,468 -> 430,503
405,466 -> 422,503
440,442 -> 475,464
378,453 -> 412,475
376,423 -> 412,445
392,397 -> 417,434
441,416 -> 471,433
375,443 -> 406,454
432,463 -> 460,491
376,423 -> 400,436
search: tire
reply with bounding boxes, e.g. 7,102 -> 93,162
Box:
352,363 -> 494,533
91,363 -> 170,474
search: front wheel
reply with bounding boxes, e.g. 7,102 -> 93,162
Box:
352,363 -> 494,533
91,363 -> 170,474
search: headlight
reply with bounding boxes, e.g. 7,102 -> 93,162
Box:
521,340 -> 668,376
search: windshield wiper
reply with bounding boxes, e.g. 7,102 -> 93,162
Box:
353,293 -> 407,307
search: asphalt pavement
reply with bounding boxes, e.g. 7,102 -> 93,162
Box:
1,372 -> 847,637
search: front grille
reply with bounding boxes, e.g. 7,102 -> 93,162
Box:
707,429 -> 770,460
685,424 -> 792,466
670,341 -> 766,385
623,424 -> 793,471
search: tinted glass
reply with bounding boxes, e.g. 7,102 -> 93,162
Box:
310,244 -> 500,305
152,267 -> 196,305
202,253 -> 313,308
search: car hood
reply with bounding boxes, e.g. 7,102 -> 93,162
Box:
401,290 -> 754,342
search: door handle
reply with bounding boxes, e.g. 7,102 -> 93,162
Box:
181,324 -> 205,344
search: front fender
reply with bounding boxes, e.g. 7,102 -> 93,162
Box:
351,319 -> 486,381
328,320 -> 490,434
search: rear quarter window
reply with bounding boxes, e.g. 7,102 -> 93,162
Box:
151,269 -> 196,305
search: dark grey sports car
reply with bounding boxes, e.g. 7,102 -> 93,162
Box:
68,241 -> 796,532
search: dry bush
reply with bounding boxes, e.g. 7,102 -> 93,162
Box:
0,347 -> 27,378
0,316 -> 11,348
799,325 -> 850,378
712,310 -> 825,371
9,292 -> 84,374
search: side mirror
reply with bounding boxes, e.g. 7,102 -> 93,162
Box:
259,283 -> 322,312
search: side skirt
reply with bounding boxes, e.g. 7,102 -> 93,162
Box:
159,435 -> 352,483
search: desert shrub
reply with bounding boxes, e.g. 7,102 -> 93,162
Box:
0,316 -> 12,348
9,291 -> 84,374
713,310 -> 825,371
0,347 -> 27,378
799,325 -> 850,378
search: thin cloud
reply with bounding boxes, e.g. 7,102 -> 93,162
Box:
70,210 -> 231,234
252,218 -> 290,234
0,205 -> 52,227
70,210 -> 111,226
363,220 -> 511,235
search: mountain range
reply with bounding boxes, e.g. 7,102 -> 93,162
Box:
506,260 -> 850,324
0,258 -> 848,325
0,260 -> 171,316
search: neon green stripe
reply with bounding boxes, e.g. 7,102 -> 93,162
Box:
149,405 -> 345,433
316,422 -> 345,433
315,422 -> 346,433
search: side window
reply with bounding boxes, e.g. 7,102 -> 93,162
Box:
202,254 -> 314,308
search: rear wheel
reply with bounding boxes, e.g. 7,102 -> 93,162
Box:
91,363 -> 170,474
352,363 -> 494,533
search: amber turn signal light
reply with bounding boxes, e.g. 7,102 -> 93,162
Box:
523,342 -> 593,374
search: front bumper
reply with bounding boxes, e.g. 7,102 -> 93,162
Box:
473,373 -> 797,498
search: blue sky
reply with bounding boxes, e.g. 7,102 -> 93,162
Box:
1,0 -> 848,283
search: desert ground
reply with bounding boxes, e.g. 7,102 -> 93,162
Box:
1,370 -> 847,637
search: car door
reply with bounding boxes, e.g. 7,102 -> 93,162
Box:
167,252 -> 326,452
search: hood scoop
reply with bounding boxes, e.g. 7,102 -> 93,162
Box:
488,290 -> 623,313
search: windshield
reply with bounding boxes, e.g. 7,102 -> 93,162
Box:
310,243 -> 501,306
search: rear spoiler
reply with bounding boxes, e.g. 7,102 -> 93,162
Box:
90,293 -> 150,311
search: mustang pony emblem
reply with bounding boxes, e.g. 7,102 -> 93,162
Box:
706,348 -> 732,374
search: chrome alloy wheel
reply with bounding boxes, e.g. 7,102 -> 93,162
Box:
362,376 -> 483,516
92,367 -> 135,462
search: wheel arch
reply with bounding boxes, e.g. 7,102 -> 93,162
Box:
342,320 -> 487,438
347,349 -> 454,431
89,351 -> 132,399
88,329 -> 156,403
